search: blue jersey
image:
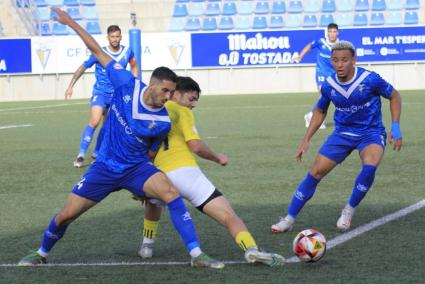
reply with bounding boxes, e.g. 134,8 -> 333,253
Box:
317,67 -> 394,136
83,45 -> 135,95
96,61 -> 171,173
311,38 -> 336,77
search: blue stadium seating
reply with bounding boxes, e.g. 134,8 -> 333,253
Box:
35,7 -> 50,21
271,1 -> 286,14
255,1 -> 269,14
189,3 -> 204,17
370,12 -> 385,25
371,0 -> 386,11
86,20 -> 101,34
192,0 -> 204,2
405,0 -> 420,10
353,12 -> 368,25
47,0 -> 63,6
304,0 -> 320,13
320,13 -> 335,27
52,22 -> 69,35
322,0 -> 336,13
286,14 -> 301,27
176,0 -> 189,2
404,10 -> 419,24
63,0 -> 79,6
202,17 -> 217,30
287,1 -> 303,14
238,1 -> 253,15
34,0 -> 48,7
218,16 -> 234,30
303,14 -> 318,27
335,12 -> 351,26
269,15 -> 284,28
222,2 -> 237,16
39,21 -> 52,36
386,0 -> 403,10
338,0 -> 353,12
80,0 -> 96,6
253,16 -> 267,29
205,3 -> 220,16
67,7 -> 82,20
234,15 -> 251,29
355,0 -> 369,11
185,17 -> 201,31
169,17 -> 185,31
82,6 -> 98,20
386,10 -> 402,25
173,4 -> 188,17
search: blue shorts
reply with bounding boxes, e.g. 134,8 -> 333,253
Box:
71,162 -> 160,203
319,131 -> 386,164
90,90 -> 113,109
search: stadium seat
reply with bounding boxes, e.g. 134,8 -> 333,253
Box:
47,0 -> 63,6
405,0 -> 420,10
234,15 -> 251,29
370,12 -> 385,25
404,10 -> 419,24
63,0 -> 79,6
386,0 -> 403,10
254,1 -> 269,14
287,1 -> 303,14
176,0 -> 189,2
271,1 -> 286,14
218,16 -> 234,30
80,0 -> 96,6
189,3 -> 204,17
86,20 -> 101,34
238,1 -> 253,15
338,0 -> 353,12
252,16 -> 267,29
208,0 -> 220,2
334,12 -> 351,26
355,0 -> 369,11
353,12 -> 368,25
222,2 -> 237,16
35,7 -> 50,21
67,7 -> 82,20
371,0 -> 386,11
185,17 -> 201,31
319,13 -> 334,27
15,0 -> 29,8
52,22 -> 69,35
286,14 -> 301,28
34,0 -> 48,7
39,21 -> 51,36
304,0 -> 320,13
205,3 -> 220,16
202,17 -> 217,31
303,14 -> 318,27
192,0 -> 205,2
169,17 -> 185,31
173,4 -> 188,17
269,15 -> 284,28
322,0 -> 336,13
386,10 -> 402,25
82,6 -> 98,20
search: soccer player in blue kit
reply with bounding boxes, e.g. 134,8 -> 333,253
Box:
18,7 -> 224,269
293,23 -> 340,129
272,41 -> 403,233
65,25 -> 139,168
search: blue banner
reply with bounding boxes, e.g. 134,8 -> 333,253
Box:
0,39 -> 32,74
191,26 -> 425,67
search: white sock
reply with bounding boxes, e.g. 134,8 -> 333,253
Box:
37,248 -> 48,258
143,237 -> 155,245
189,247 -> 202,258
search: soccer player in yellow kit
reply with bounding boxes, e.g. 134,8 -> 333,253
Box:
138,76 -> 285,266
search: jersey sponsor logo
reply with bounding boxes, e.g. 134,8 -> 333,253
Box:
335,101 -> 371,113
111,104 -> 133,135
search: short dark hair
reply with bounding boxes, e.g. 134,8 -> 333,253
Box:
327,23 -> 339,30
107,25 -> 121,34
176,76 -> 201,94
151,66 -> 178,83
331,40 -> 356,57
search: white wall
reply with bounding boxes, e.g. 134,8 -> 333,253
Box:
0,63 -> 424,102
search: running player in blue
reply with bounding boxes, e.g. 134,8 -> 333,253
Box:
272,40 -> 402,233
18,7 -> 224,269
293,23 -> 340,129
65,25 -> 139,168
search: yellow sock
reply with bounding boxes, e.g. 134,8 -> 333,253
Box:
143,218 -> 159,240
235,231 -> 257,251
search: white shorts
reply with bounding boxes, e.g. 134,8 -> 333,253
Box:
166,166 -> 216,207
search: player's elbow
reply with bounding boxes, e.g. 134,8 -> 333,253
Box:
187,140 -> 203,154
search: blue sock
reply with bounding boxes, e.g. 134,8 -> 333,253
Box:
78,125 -> 95,157
167,197 -> 200,252
93,126 -> 105,157
40,215 -> 69,254
348,165 -> 377,208
287,173 -> 320,218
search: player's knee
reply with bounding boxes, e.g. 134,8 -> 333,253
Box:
56,209 -> 78,225
160,185 -> 180,203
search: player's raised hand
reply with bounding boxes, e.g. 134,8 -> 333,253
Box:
292,55 -> 301,63
388,132 -> 403,151
51,7 -> 72,25
65,87 -> 73,100
295,141 -> 310,162
217,153 -> 228,166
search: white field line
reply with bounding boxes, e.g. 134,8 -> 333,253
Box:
0,102 -> 86,112
1,199 -> 423,268
0,124 -> 33,130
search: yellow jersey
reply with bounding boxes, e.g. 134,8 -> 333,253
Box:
154,100 -> 200,172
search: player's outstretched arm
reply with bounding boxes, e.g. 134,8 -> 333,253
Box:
187,139 -> 228,166
52,7 -> 111,68
292,43 -> 312,63
296,108 -> 326,162
388,89 -> 402,151
65,64 -> 87,100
